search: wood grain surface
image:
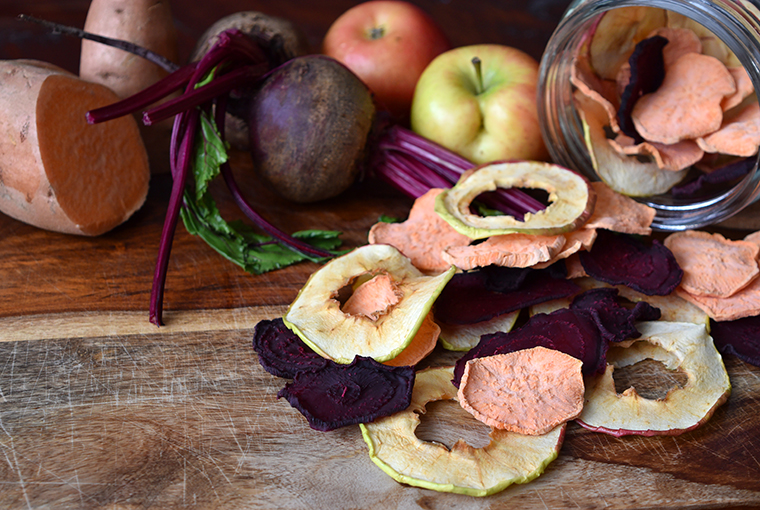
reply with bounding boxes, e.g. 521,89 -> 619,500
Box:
1,1 -> 760,509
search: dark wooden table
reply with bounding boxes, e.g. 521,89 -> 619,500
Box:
1,1 -> 760,508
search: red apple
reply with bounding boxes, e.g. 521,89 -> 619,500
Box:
322,0 -> 450,121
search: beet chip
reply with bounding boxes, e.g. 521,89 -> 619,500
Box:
252,318 -> 328,379
571,287 -> 661,342
452,308 -> 607,387
278,356 -> 415,431
670,157 -> 753,199
434,264 -> 580,325
709,316 -> 760,367
579,230 -> 683,296
617,35 -> 668,141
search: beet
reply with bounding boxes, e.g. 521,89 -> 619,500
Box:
452,308 -> 607,387
278,356 -> 415,431
709,316 -> 760,367
579,230 -> 683,296
434,264 -> 580,325
247,56 -> 376,203
251,318 -> 328,378
570,287 -> 661,343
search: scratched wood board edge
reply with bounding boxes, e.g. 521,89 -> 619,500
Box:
0,305 -> 287,342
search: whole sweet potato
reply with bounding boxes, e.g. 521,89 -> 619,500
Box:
0,60 -> 150,236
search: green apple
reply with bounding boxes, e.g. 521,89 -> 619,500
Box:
410,44 -> 549,165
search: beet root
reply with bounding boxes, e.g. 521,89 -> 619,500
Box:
248,55 -> 376,203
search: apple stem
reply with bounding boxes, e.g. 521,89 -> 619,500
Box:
472,57 -> 484,95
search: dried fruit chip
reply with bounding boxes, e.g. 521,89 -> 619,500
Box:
710,315 -> 760,367
578,91 -> 688,196
722,66 -> 754,111
458,347 -> 585,435
670,157 -> 754,198
453,308 -> 606,386
583,181 -> 655,235
570,287 -> 661,342
368,188 -> 470,274
609,134 -> 705,172
572,49 -> 621,133
532,228 -> 598,269
278,356 -> 415,431
284,244 -> 455,363
435,161 -> 596,239
251,318 -> 329,379
664,230 -> 760,298
617,35 -> 668,140
579,229 -> 683,296
441,232 -> 567,270
632,52 -> 736,144
360,366 -> 565,496
342,273 -> 402,320
666,11 -> 741,67
577,321 -> 731,436
383,313 -> 440,367
697,101 -> 760,157
677,275 -> 760,321
438,311 -> 520,351
434,266 -> 580,325
588,6 -> 667,80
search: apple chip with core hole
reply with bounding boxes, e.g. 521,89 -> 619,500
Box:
458,347 -> 585,435
434,161 -> 596,239
360,366 -> 565,496
577,321 -> 731,437
284,244 -> 455,364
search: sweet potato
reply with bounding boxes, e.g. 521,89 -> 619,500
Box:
79,0 -> 179,99
0,60 -> 149,236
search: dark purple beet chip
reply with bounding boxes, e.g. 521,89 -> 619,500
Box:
452,307 -> 607,387
277,356 -> 415,431
617,35 -> 668,141
709,316 -> 760,367
434,268 -> 580,325
481,261 -> 568,293
252,318 -> 328,379
670,157 -> 754,199
579,230 -> 683,296
571,287 -> 661,342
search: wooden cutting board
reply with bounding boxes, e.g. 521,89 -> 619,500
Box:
2,1 -> 760,508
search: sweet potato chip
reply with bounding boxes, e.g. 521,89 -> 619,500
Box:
664,230 -> 760,298
441,232 -> 567,270
743,229 -> 760,248
722,66 -> 754,111
632,52 -> 736,144
677,276 -> 760,321
457,347 -> 585,436
610,134 -> 704,172
532,229 -> 598,269
697,102 -> 760,157
666,12 -> 741,68
383,313 -> 440,367
342,273 -> 403,320
583,181 -> 655,234
368,188 -> 470,274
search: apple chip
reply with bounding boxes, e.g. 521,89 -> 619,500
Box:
441,232 -> 566,270
438,311 -> 520,352
360,366 -> 565,496
578,91 -> 688,196
697,101 -> 760,157
577,321 -> 731,437
632,52 -> 736,144
368,188 -> 470,274
572,50 -> 621,133
458,347 -> 585,435
435,161 -> 596,239
664,230 -> 760,298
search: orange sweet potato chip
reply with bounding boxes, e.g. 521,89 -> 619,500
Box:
677,277 -> 760,321
583,181 -> 656,235
610,133 -> 704,172
457,346 -> 585,435
342,273 -> 402,321
441,232 -> 567,270
722,66 -> 754,111
532,228 -> 597,270
383,313 -> 440,367
632,52 -> 736,144
664,230 -> 760,298
697,101 -> 760,157
368,188 -> 470,274
565,253 -> 588,279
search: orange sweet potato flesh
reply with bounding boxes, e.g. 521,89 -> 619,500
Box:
457,346 -> 584,435
0,60 -> 150,236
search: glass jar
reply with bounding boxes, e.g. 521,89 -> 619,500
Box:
537,0 -> 760,230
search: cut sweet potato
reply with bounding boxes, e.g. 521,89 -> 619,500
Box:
583,181 -> 655,235
697,102 -> 760,157
0,60 -> 150,236
457,347 -> 585,435
664,230 -> 760,298
441,233 -> 567,270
